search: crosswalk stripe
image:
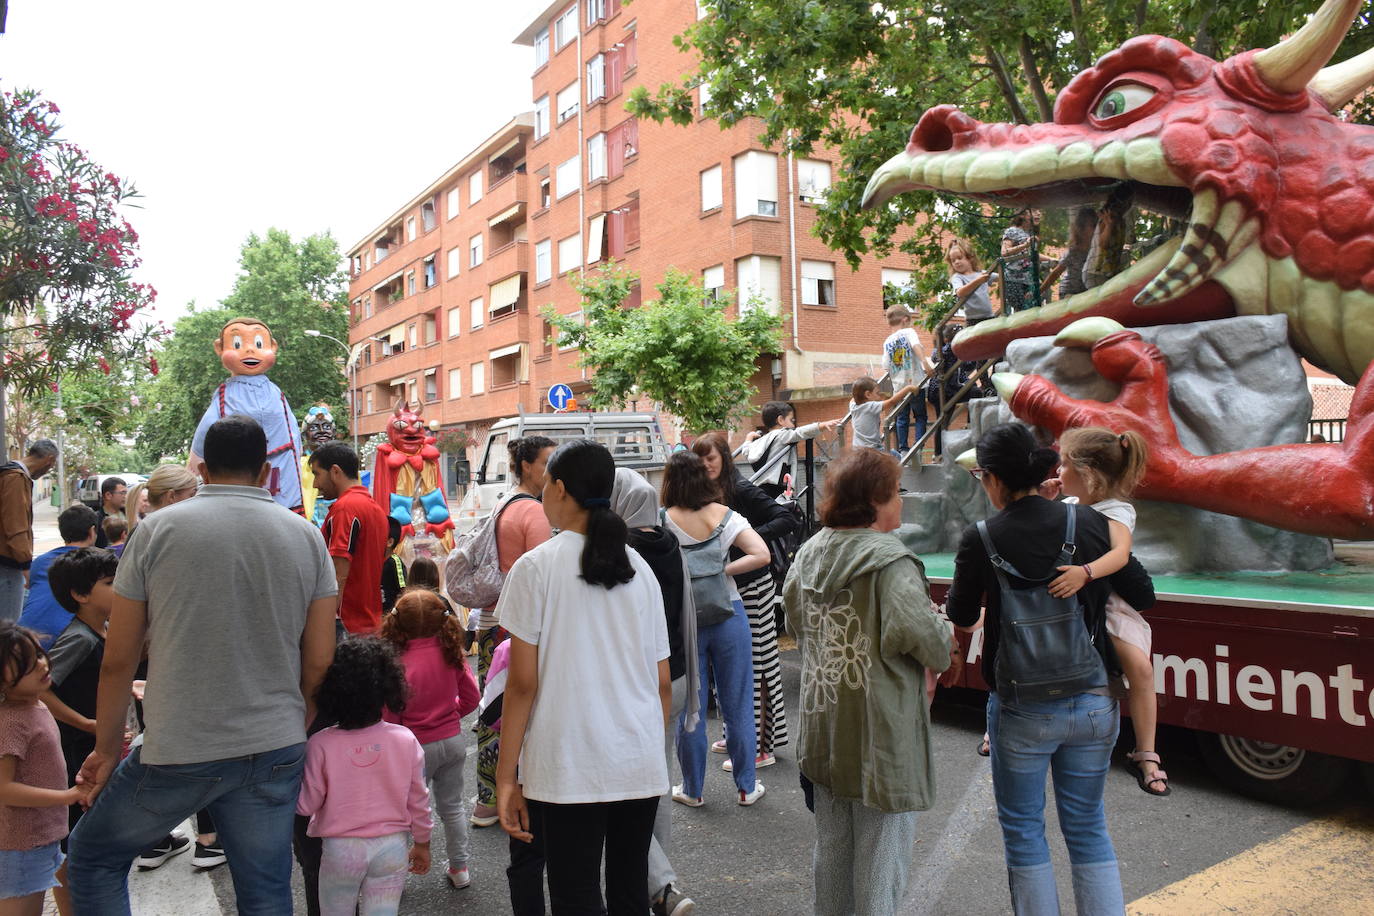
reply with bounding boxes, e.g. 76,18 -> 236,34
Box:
1128,812 -> 1374,914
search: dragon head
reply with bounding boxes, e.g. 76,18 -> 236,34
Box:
863,0 -> 1374,383
388,399 -> 429,455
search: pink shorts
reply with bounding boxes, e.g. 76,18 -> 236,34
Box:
1105,593 -> 1151,655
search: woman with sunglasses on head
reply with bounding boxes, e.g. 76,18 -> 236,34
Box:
948,424 -> 1155,915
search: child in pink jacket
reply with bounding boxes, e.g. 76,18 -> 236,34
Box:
297,638 -> 433,916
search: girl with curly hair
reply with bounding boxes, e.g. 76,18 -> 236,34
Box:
296,637 -> 433,915
380,590 -> 480,890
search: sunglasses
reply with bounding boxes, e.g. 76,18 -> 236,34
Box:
968,467 -> 987,480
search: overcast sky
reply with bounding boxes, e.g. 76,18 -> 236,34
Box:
1,0 -> 542,325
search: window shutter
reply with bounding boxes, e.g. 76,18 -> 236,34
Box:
623,199 -> 640,248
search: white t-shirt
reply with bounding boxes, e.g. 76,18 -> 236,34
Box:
850,400 -> 885,449
882,328 -> 927,385
1064,496 -> 1136,532
497,531 -> 670,804
661,509 -> 754,602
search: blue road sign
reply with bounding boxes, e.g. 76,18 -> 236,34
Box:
548,383 -> 574,410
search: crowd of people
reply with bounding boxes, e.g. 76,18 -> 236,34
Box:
0,374 -> 1165,916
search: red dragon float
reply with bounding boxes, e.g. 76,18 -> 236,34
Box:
864,0 -> 1374,540
372,399 -> 455,555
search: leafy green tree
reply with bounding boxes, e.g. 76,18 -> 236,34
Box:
137,229 -> 349,460
628,0 -> 1373,317
545,265 -> 782,433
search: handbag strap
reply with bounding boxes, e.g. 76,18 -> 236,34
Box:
976,503 -> 1079,586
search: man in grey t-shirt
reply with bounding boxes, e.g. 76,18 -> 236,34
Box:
68,415 -> 338,915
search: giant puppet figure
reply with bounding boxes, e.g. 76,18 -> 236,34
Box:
301,403 -> 338,526
863,0 -> 1374,541
190,317 -> 304,511
372,399 -> 455,553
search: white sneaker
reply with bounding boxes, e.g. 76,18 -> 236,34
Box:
447,866 -> 471,889
738,782 -> 767,806
671,784 -> 704,807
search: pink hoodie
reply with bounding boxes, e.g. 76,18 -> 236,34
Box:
296,721 -> 433,842
383,635 -> 480,745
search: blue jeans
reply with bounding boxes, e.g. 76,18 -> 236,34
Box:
678,599 -> 756,797
68,742 -> 306,916
0,566 -> 25,622
892,390 -> 927,452
987,691 -> 1123,916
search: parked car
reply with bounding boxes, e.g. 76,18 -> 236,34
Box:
75,473 -> 147,510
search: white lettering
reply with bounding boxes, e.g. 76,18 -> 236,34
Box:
1215,644 -> 1231,705
1280,670 -> 1326,719
1236,665 -> 1275,711
1156,654 -> 1209,701
1329,664 -> 1367,726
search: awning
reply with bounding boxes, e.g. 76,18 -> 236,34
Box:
489,275 -> 522,310
347,341 -> 369,369
371,269 -> 403,291
387,376 -> 407,388
385,323 -> 406,345
488,203 -> 525,227
586,213 -> 606,265
488,137 -> 521,162
489,343 -> 523,359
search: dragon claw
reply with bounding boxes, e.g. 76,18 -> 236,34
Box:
990,372 -> 1024,402
1054,316 -> 1127,348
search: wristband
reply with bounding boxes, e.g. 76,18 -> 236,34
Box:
1082,564 -> 1094,581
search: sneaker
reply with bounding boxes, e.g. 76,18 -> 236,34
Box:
136,834 -> 192,869
723,752 -> 777,772
710,739 -> 728,754
671,784 -> 704,808
653,883 -> 696,916
738,782 -> 767,806
447,866 -> 471,889
190,841 -> 226,870
470,803 -> 500,828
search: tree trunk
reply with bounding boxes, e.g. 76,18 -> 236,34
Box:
1019,34 -> 1055,122
1067,0 -> 1095,70
984,44 -> 1031,125
1193,0 -> 1220,57
1134,0 -> 1149,31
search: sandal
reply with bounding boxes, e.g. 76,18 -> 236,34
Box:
1126,750 -> 1171,797
977,734 -> 990,757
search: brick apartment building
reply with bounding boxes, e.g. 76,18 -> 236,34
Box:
345,0 -> 931,473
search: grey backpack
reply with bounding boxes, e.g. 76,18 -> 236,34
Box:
665,508 -> 736,627
445,493 -> 536,609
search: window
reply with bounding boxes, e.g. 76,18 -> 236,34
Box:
489,276 -> 522,319
587,213 -> 607,264
364,251 -> 371,270
699,78 -> 712,114
556,155 -> 580,199
471,361 -> 486,395
607,199 -> 639,257
423,256 -> 436,289
559,311 -> 582,350
446,187 -> 459,220
535,239 -> 552,284
703,264 -> 725,301
407,378 -> 418,405
448,367 -> 462,398
406,271 -> 416,295
469,233 -> 484,268
364,295 -> 373,318
539,177 -> 551,208
735,255 -> 782,314
447,247 -> 462,279
470,297 -> 485,330
448,307 -> 462,338
606,32 -> 634,97
801,260 -> 836,306
421,196 -> 437,232
469,171 -> 483,204
798,158 -> 832,202
406,217 -> 416,242
558,233 -> 582,273
424,369 -> 438,402
700,164 -> 722,211
533,26 -> 549,67
696,0 -> 710,19
586,0 -> 605,24
534,95 -> 550,139
733,151 -> 779,218
556,81 -> 579,123
491,345 -> 526,387
423,312 -> 438,344
606,117 -> 638,179
586,54 -> 605,104
882,268 -> 914,308
587,133 -> 607,181
554,5 -> 578,48
408,324 -> 417,349
365,389 -> 374,414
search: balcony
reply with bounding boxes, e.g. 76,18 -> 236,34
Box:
486,238 -> 530,283
484,172 -> 529,223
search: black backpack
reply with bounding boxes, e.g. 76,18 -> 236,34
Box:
977,506 -> 1106,703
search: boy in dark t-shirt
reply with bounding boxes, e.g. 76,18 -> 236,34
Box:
380,516 -> 407,613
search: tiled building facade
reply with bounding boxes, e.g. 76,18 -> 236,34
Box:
346,0 -> 927,464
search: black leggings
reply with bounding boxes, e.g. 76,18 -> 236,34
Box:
525,795 -> 659,916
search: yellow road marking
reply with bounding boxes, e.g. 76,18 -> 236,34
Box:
1129,813 -> 1374,915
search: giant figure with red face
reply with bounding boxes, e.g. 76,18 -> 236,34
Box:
189,318 -> 304,511
372,399 -> 454,553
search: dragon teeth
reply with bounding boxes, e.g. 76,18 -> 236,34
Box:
1136,190 -> 1259,307
1010,145 -> 1061,187
1059,142 -> 1095,177
963,151 -> 1015,192
1124,139 -> 1178,185
1091,141 -> 1129,180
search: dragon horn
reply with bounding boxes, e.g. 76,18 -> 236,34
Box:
1309,45 -> 1374,109
1253,0 -> 1362,95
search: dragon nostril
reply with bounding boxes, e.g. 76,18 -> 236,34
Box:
909,105 -> 975,153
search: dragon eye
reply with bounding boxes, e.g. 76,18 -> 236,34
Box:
1092,82 -> 1155,121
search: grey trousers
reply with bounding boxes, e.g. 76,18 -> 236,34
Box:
422,733 -> 471,870
647,675 -> 688,900
0,567 -> 24,623
812,783 -> 919,916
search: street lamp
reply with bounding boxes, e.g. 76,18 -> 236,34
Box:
303,329 -> 358,451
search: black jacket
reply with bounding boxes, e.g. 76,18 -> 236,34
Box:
628,526 -> 688,680
726,471 -> 797,586
946,495 -> 1155,690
